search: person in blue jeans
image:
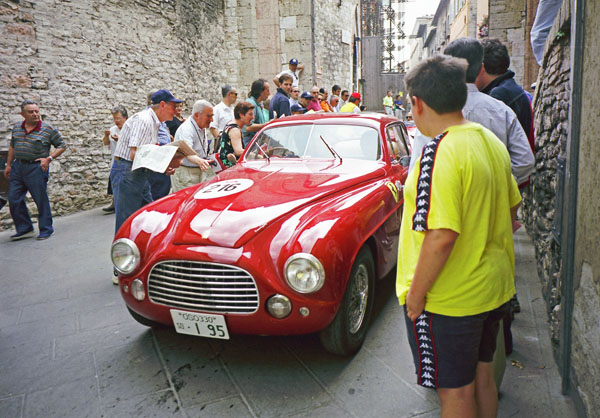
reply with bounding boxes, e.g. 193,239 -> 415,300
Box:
4,100 -> 66,241
109,90 -> 179,284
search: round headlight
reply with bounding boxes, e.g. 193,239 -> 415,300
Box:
111,238 -> 140,274
284,253 -> 325,294
267,294 -> 292,318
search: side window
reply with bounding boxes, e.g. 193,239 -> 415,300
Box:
385,124 -> 409,161
399,123 -> 413,154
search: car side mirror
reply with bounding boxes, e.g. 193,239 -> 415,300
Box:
399,155 -> 410,167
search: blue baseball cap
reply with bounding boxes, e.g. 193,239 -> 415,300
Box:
151,89 -> 183,104
289,58 -> 299,65
300,91 -> 313,100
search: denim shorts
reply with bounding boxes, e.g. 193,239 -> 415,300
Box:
403,302 -> 509,389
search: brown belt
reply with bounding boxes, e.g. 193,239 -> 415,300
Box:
114,156 -> 131,162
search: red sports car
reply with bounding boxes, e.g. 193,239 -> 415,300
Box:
111,113 -> 411,355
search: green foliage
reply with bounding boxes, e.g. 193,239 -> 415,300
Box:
555,30 -> 567,40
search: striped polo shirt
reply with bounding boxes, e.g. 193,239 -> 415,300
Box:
114,107 -> 160,161
11,120 -> 66,161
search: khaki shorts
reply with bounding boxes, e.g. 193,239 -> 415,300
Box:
171,165 -> 216,193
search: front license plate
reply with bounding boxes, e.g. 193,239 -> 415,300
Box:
170,309 -> 230,340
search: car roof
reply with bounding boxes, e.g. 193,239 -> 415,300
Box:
265,112 -> 400,129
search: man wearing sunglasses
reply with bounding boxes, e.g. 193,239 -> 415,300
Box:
289,87 -> 301,107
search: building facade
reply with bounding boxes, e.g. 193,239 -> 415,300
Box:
407,16 -> 433,71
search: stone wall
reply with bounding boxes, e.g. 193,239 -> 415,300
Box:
0,0 -> 229,229
522,0 -> 570,346
236,0 -> 358,96
0,0 -> 361,230
278,0 -> 311,89
313,0 -> 358,92
488,0 -> 527,87
521,27 -> 569,343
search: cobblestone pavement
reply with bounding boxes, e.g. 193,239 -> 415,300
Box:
0,208 -> 577,417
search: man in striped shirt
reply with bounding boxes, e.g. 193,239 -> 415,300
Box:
110,89 -> 180,235
5,100 -> 66,241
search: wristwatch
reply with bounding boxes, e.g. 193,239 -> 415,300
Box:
48,155 -> 53,162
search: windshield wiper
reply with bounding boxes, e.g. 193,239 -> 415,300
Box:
319,135 -> 342,162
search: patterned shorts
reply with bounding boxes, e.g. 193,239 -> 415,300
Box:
403,302 -> 509,389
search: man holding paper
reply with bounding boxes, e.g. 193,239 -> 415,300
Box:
110,89 -> 180,235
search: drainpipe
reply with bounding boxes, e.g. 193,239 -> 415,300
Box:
560,0 -> 585,395
311,0 -> 317,86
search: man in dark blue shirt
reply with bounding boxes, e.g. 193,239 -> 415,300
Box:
477,38 -> 534,150
269,74 -> 293,119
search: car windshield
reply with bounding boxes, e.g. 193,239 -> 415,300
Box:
245,124 -> 381,161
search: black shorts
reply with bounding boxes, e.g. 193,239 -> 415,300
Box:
403,302 -> 509,389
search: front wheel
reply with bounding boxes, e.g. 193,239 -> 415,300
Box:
320,246 -> 375,356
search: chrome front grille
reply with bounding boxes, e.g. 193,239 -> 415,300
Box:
147,260 -> 259,314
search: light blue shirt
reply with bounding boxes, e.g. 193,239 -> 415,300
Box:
410,84 -> 534,185
157,122 -> 171,145
530,0 -> 561,65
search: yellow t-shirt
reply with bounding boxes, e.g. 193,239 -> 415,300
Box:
383,96 -> 393,107
396,122 -> 522,316
339,102 -> 357,113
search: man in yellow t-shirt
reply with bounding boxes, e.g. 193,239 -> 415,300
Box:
383,90 -> 394,115
397,55 -> 521,417
339,92 -> 361,113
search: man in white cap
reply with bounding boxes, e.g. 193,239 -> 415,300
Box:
273,58 -> 304,89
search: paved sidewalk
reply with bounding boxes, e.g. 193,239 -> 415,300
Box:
0,208 -> 577,417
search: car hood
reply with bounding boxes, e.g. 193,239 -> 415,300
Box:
170,160 -> 385,248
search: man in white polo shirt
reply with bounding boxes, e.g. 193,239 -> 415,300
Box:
171,100 -> 215,191
209,85 -> 237,142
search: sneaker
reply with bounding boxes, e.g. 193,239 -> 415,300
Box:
112,271 -> 119,285
10,230 -> 34,241
102,203 -> 115,213
36,231 -> 54,240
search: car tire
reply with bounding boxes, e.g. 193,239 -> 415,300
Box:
127,306 -> 167,329
319,246 -> 375,356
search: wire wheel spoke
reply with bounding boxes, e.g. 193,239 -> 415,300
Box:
348,264 -> 369,334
